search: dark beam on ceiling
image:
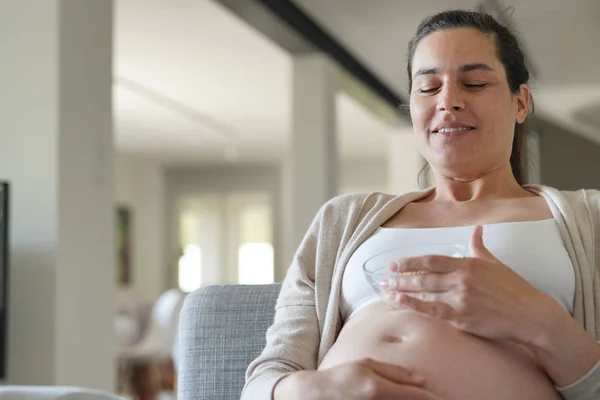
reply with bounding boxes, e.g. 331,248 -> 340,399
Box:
214,0 -> 408,116
260,0 -> 407,114
215,0 -> 315,54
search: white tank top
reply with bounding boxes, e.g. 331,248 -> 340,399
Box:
340,219 -> 575,322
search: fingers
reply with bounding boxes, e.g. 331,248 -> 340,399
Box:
393,255 -> 465,274
359,358 -> 425,386
380,272 -> 452,292
351,359 -> 448,400
469,225 -> 495,260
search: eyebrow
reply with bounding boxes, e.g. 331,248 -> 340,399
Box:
459,63 -> 494,73
413,63 -> 495,78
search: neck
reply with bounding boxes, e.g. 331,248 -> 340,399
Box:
428,165 -> 530,202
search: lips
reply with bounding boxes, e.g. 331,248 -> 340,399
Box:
435,126 -> 475,134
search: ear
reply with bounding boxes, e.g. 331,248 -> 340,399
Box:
515,83 -> 530,124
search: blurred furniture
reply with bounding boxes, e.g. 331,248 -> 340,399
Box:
118,288 -> 186,360
177,284 -> 281,400
115,301 -> 151,348
117,289 -> 185,399
0,386 -> 126,400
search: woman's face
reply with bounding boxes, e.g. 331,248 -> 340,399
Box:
409,28 -> 529,179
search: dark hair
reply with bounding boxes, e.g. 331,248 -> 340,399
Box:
407,9 -> 532,185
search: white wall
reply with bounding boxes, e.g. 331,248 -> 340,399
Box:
115,155 -> 166,303
0,0 -> 114,389
339,158 -> 389,194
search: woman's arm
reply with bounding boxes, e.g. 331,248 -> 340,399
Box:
241,257 -> 322,399
525,300 -> 600,388
273,371 -> 319,400
240,205 -> 325,400
517,189 -> 600,399
272,359 -> 446,400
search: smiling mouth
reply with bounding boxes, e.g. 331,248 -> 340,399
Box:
433,127 -> 475,134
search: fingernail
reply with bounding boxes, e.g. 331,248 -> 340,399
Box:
390,261 -> 399,272
411,373 -> 426,383
379,280 -> 389,289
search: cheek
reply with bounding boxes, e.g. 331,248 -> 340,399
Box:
474,93 -> 515,127
472,97 -> 516,155
409,99 -> 433,157
410,96 -> 434,131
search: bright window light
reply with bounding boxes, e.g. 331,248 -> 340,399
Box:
178,244 -> 202,293
238,243 -> 274,285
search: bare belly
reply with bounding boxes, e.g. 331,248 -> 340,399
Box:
319,301 -> 561,400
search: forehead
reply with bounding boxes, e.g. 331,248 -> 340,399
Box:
412,28 -> 500,73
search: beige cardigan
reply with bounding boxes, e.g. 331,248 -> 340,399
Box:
241,185 -> 600,400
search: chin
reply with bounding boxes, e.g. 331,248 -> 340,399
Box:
431,158 -> 479,176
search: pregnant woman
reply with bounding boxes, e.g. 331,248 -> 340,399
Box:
241,9 -> 600,400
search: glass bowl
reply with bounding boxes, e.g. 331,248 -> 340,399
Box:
362,243 -> 469,295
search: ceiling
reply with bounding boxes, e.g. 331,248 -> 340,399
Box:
113,0 -> 397,165
114,0 -> 600,166
294,0 -> 600,141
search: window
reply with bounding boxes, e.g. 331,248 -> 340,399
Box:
238,243 -> 274,285
176,192 -> 274,287
178,244 -> 202,293
236,201 -> 274,284
177,209 -> 204,292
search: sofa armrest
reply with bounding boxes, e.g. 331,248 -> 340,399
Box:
177,284 -> 281,400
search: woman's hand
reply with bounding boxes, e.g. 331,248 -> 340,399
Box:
380,225 -> 563,344
274,358 -> 446,400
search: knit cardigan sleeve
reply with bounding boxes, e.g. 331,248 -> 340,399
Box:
240,209 -> 322,400
240,193 -> 366,400
555,189 -> 600,400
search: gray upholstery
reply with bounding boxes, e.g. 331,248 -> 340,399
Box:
177,284 -> 282,400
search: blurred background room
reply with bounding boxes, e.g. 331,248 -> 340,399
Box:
0,0 -> 599,399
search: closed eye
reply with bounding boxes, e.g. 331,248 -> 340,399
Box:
418,84 -> 486,93
418,87 -> 440,94
464,83 -> 487,89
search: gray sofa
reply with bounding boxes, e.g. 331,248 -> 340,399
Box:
177,284 -> 282,400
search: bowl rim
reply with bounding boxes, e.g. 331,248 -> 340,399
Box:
362,242 -> 469,275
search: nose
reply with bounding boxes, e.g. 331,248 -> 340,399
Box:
437,84 -> 465,112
